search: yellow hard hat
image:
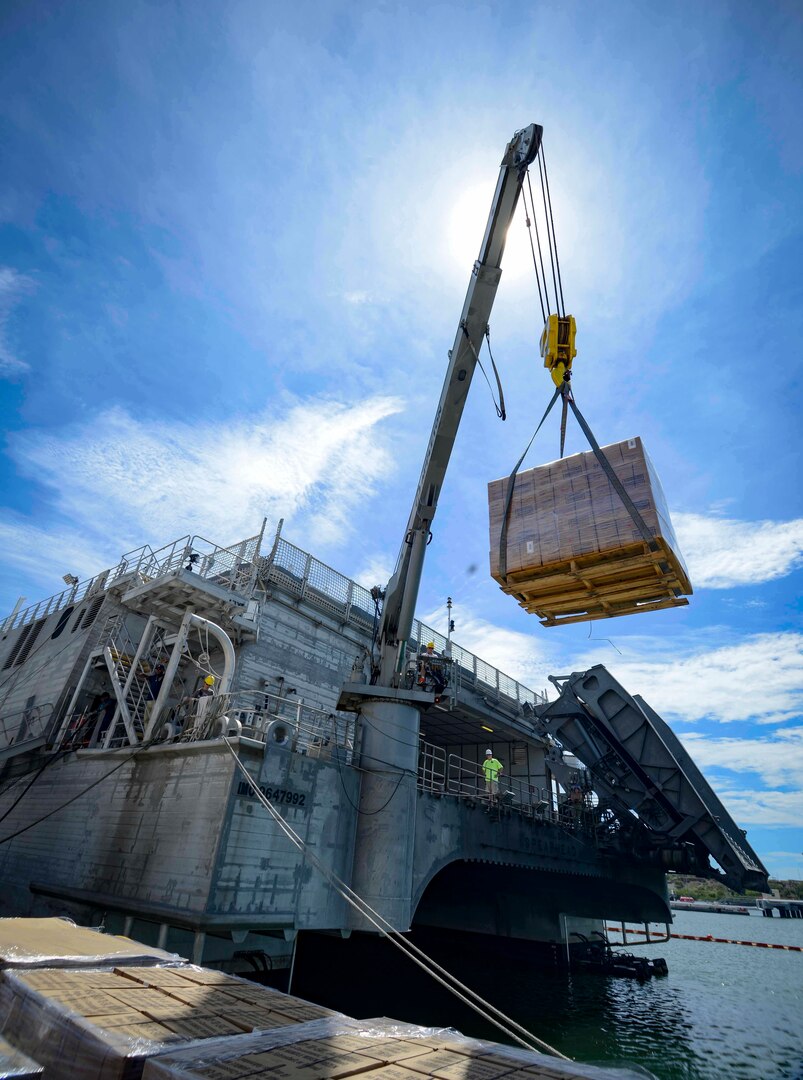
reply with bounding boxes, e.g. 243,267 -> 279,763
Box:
427,642 -> 435,649
204,675 -> 215,686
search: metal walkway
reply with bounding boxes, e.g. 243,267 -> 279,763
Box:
536,664 -> 769,893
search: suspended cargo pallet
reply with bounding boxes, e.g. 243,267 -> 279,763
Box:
489,436 -> 692,627
497,537 -> 689,625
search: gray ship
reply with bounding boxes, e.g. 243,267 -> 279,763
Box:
0,122 -> 768,984
0,518 -> 767,977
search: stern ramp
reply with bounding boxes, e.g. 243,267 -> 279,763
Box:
536,664 -> 768,894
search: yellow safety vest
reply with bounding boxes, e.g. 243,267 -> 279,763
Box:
482,758 -> 502,781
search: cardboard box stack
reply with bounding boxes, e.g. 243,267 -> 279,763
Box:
488,437 -> 692,626
142,1017 -> 590,1080
0,919 -> 336,1080
0,1034 -> 42,1079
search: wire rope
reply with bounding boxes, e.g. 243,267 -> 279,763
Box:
526,170 -> 554,316
539,142 -> 565,317
222,737 -> 569,1061
522,178 -> 546,323
536,151 -> 561,319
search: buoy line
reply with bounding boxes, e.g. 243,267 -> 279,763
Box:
605,927 -> 803,951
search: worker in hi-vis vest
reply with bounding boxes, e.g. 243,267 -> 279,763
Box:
482,749 -> 504,807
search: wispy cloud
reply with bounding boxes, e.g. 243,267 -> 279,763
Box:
0,395 -> 403,601
678,727 -> 803,788
575,632 -> 803,726
0,267 -> 33,378
702,785 -> 803,828
674,511 -> 803,588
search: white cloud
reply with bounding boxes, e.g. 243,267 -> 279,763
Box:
423,607 -> 554,695
0,516 -> 119,593
702,785 -> 803,828
0,267 -> 32,377
674,512 -> 803,588
0,395 -> 403,603
351,553 -> 394,591
575,632 -> 803,726
677,728 -> 803,788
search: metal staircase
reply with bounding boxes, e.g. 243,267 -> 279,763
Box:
101,617 -> 173,747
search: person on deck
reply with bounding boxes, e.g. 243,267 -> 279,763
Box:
482,749 -> 504,807
418,642 -> 447,696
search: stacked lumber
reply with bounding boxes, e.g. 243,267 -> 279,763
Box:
488,437 -> 692,626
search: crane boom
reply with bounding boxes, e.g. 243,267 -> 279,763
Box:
374,123 -> 543,687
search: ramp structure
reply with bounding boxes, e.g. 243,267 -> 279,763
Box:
536,665 -> 768,893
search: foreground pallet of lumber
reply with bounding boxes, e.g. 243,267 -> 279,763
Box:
488,437 -> 692,626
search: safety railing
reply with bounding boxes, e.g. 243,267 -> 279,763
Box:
416,742 -> 554,820
168,689 -> 356,764
265,536 -> 548,710
0,702 -> 54,750
1,528 -> 266,635
419,742 -> 447,793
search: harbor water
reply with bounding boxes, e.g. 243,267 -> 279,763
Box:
293,909 -> 803,1080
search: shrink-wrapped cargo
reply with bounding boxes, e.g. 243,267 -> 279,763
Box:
488,437 -> 692,626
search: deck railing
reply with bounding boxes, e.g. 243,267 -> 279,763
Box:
417,741 -> 555,820
1,529 -> 265,634
265,536 -> 548,710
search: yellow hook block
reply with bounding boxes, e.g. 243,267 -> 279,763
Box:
540,314 -> 577,387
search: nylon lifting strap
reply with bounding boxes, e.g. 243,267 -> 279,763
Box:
497,385 -> 663,583
462,324 -> 506,421
497,384 -> 562,579
565,395 -> 659,552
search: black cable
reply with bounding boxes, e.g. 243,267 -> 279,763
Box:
0,714 -> 95,825
522,176 -> 547,323
540,142 -> 566,317
526,170 -> 554,315
537,150 -> 561,319
331,713 -> 407,816
0,737 -> 157,846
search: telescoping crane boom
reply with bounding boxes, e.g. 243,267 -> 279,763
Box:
368,123 -> 543,692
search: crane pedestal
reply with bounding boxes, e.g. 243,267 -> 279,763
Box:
348,696 -> 424,933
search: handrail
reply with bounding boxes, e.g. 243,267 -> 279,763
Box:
265,535 -> 549,711
1,528 -> 265,633
414,741 -> 555,821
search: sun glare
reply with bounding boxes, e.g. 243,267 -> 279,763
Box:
447,181 -> 534,283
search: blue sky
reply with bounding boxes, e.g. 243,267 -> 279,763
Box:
1,0 -> 801,881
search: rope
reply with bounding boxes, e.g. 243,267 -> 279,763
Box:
536,152 -> 560,318
526,171 -> 554,316
222,738 -> 569,1061
461,324 -> 505,420
522,178 -> 546,323
539,143 -> 565,317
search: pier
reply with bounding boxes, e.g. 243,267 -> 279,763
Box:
756,899 -> 803,918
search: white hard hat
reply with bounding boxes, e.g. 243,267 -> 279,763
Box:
485,749 -> 492,756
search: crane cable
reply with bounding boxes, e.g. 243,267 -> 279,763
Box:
222,737 -> 570,1062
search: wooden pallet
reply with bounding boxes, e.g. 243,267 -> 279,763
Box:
496,538 -> 692,627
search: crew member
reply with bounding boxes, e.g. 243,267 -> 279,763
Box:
482,749 -> 504,807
